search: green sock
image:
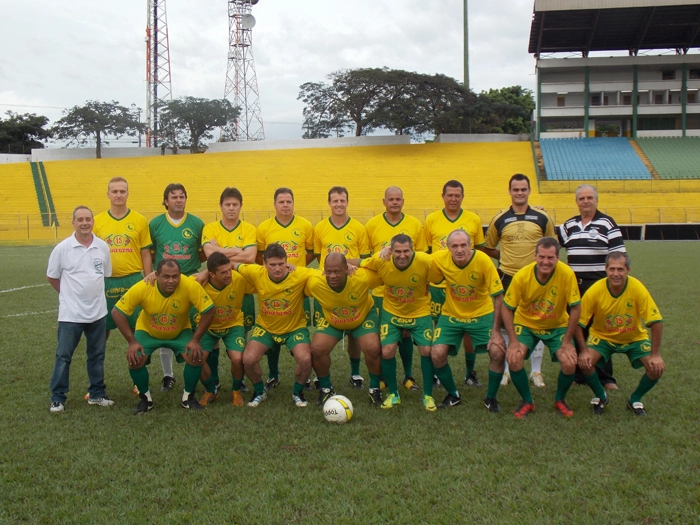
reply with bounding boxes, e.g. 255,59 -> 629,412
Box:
584,372 -> 606,399
253,381 -> 265,395
183,364 -> 202,393
554,371 -> 576,401
486,370 -> 503,399
510,368 -> 533,404
232,377 -> 242,392
381,357 -> 399,395
369,373 -> 382,390
202,376 -> 217,394
350,357 -> 361,376
420,355 -> 434,397
266,347 -> 280,380
208,348 -> 220,384
129,366 -> 150,395
434,364 -> 458,397
465,353 -> 476,375
629,373 -> 659,404
398,337 -> 414,377
293,382 -> 305,395
318,375 -> 332,390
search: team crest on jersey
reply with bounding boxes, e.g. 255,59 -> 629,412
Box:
528,299 -> 556,319
344,232 -> 354,242
326,244 -> 349,255
388,286 -> 414,303
284,287 -> 294,295
605,314 -> 634,333
294,333 -> 305,341
227,291 -> 238,302
348,291 -> 359,302
469,272 -> 479,282
494,278 -> 501,288
641,342 -> 651,352
549,286 -> 558,298
449,283 -> 476,302
125,222 -> 136,232
165,242 -> 191,256
409,274 -> 420,285
292,229 -> 302,238
182,228 -> 194,240
171,300 -> 181,310
236,336 -> 246,347
363,320 -> 376,329
625,299 -> 634,309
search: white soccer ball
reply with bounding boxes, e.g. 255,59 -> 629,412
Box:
323,395 -> 354,424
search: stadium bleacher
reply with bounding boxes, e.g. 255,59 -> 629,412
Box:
635,137 -> 700,180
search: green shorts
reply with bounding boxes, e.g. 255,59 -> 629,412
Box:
314,301 -> 380,341
515,325 -> 568,362
243,294 -> 255,332
134,329 -> 193,364
429,285 -> 445,321
105,273 -> 142,330
304,296 -> 312,327
434,312 -> 494,356
587,336 -> 651,369
250,325 -> 310,352
380,311 -> 433,346
201,326 -> 246,353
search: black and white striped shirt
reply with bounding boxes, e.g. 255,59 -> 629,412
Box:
558,210 -> 626,282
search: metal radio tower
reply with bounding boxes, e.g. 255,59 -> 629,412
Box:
145,0 -> 173,147
224,0 -> 265,141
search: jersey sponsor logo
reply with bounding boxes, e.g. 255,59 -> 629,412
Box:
525,215 -> 539,221
438,236 -> 448,249
164,242 -> 193,260
105,233 -> 134,253
261,298 -> 292,316
278,240 -> 299,256
214,305 -> 237,324
504,217 -> 517,224
93,258 -> 104,274
527,299 -> 557,319
448,283 -> 476,302
330,306 -> 361,324
448,316 -> 478,324
273,335 -> 286,344
150,313 -> 179,332
604,313 -> 635,333
387,286 -> 415,303
531,329 -> 551,336
391,316 -> 416,327
325,244 -> 349,256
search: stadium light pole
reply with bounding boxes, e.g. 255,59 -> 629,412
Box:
463,0 -> 471,133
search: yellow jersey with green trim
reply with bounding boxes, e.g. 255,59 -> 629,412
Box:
202,219 -> 257,252
361,252 -> 432,318
238,264 -> 314,334
115,278 -> 213,340
256,215 -> 314,267
305,268 -> 381,330
94,209 -> 152,277
429,249 -> 503,319
579,276 -> 662,345
313,217 -> 370,270
192,274 -> 255,331
504,261 -> 580,330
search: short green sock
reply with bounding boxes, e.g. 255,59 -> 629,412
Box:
208,348 -> 220,384
510,368 -> 533,404
350,357 -> 361,376
629,373 -> 659,404
381,357 -> 399,395
293,382 -> 305,395
465,352 -> 476,375
266,347 -> 280,380
398,337 -> 414,377
584,372 -> 606,400
129,366 -> 150,395
486,370 -> 503,399
253,381 -> 265,395
202,376 -> 216,394
318,375 -> 332,390
420,355 -> 434,397
434,364 -> 458,397
554,370 -> 576,401
369,373 -> 382,390
231,377 -> 242,392
183,364 -> 202,393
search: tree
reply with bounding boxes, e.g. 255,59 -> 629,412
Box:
52,101 -> 144,158
472,86 -> 535,135
158,97 -> 239,153
412,74 -> 474,137
0,111 -> 52,154
298,82 -> 350,139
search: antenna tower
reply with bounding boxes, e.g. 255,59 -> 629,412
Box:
145,0 -> 173,147
224,0 -> 265,141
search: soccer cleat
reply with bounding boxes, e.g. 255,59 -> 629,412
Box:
501,370 -> 511,386
133,394 -> 153,415
304,378 -> 313,391
627,400 -> 647,416
484,397 -> 501,413
161,375 -> 176,392
313,377 -> 321,390
350,375 -> 365,389
554,399 -> 574,418
513,401 -> 535,419
317,387 -> 335,406
292,392 -> 309,408
530,371 -> 546,388
131,385 -> 140,396
264,377 -> 280,391
368,388 -> 383,406
423,395 -> 437,412
240,380 -> 250,393
199,391 -> 219,407
379,378 -> 388,390
181,393 -> 205,410
432,375 -> 441,389
213,382 -> 221,396
437,392 -> 461,409
464,371 -> 482,387
49,402 -> 64,413
231,390 -> 245,407
381,393 -> 401,410
87,396 -> 115,407
402,376 -> 420,391
247,391 -> 268,407
591,396 -> 609,415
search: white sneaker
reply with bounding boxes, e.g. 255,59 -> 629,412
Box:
87,396 -> 115,407
530,371 -> 546,388
500,370 -> 511,386
50,402 -> 64,413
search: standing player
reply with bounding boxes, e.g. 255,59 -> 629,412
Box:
314,186 -> 371,388
424,180 -> 485,387
149,183 -> 205,392
577,252 -> 664,416
482,174 -> 556,388
365,186 -> 427,391
502,237 -> 581,418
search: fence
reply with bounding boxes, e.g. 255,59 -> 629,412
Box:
540,179 -> 700,194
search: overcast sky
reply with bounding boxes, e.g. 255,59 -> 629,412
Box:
1,0 -> 539,143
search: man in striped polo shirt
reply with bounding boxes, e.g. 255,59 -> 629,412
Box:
558,184 -> 626,390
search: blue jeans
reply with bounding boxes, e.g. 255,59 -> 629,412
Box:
50,317 -> 107,404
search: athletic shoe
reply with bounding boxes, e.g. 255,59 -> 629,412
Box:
603,382 -> 620,391
530,372 -> 546,388
464,371 -> 482,387
131,385 -> 140,396
317,387 -> 335,406
199,391 -> 219,407
501,370 -> 511,386
264,377 -> 280,391
368,388 -> 383,406
134,394 -> 153,415
240,380 -> 250,393
627,400 -> 647,416
350,375 -> 364,389
292,392 -> 309,408
161,375 -> 176,391
181,393 -> 205,410
554,399 -> 574,418
484,397 -> 501,413
513,401 -> 535,419
304,379 -> 313,391
213,382 -> 221,396
247,391 -> 268,407
402,376 -> 420,391
313,377 -> 320,390
423,395 -> 437,412
591,396 -> 609,415
49,402 -> 64,413
231,390 -> 245,407
432,376 -> 441,389
379,378 -> 388,390
87,396 -> 115,407
437,392 -> 461,409
381,393 -> 401,410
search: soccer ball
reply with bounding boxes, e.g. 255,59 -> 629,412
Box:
323,395 -> 354,424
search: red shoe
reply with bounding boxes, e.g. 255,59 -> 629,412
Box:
554,399 -> 574,418
514,401 -> 535,419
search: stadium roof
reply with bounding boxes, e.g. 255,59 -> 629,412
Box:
529,0 -> 700,56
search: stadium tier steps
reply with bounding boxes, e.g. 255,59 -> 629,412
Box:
540,138 -> 652,180
635,137 -> 700,180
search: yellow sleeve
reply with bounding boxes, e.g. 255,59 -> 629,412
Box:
473,219 -> 485,247
641,287 -> 663,326
256,222 -> 267,252
189,282 -> 214,315
485,259 -> 503,296
504,275 -> 521,310
358,225 -> 371,258
242,222 -> 257,249
114,283 -> 143,317
484,220 -> 500,250
358,268 -> 383,289
423,217 -> 434,251
428,255 -> 445,284
414,223 -> 428,252
304,221 -> 315,252
578,290 -> 594,327
566,271 -> 581,306
139,215 -> 153,250
313,223 -> 322,256
202,222 -> 217,246
360,254 -> 382,272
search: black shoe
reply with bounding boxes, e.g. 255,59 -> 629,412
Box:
134,394 -> 153,415
591,396 -> 609,415
432,375 -> 441,390
465,371 -> 482,387
313,377 -> 321,390
484,397 -> 501,413
627,400 -> 646,416
240,380 -> 250,393
317,387 -> 335,406
350,375 -> 364,389
161,375 -> 176,391
264,377 -> 280,391
438,392 -> 461,409
368,388 -> 383,406
181,393 -> 205,410
304,379 -> 313,391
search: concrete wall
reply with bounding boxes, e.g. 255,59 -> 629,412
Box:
31,147 -> 189,162
434,133 -> 530,143
206,135 -> 411,153
0,154 -> 31,164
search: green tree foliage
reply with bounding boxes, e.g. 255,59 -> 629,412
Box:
472,86 -> 535,135
0,111 -> 52,154
52,101 -> 144,158
159,97 -> 239,153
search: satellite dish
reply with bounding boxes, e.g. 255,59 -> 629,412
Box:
250,0 -> 259,5
241,14 -> 256,29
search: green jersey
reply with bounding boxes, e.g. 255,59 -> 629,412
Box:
149,212 -> 204,276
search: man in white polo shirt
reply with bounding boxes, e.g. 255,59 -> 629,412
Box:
47,206 -> 114,412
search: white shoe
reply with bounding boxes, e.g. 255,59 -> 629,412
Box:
87,396 -> 115,406
500,371 -> 510,386
530,371 -> 546,388
50,402 -> 64,412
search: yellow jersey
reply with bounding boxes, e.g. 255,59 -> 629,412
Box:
202,220 -> 257,252
94,209 -> 152,277
429,249 -> 503,319
580,276 -> 663,345
314,217 -> 370,270
192,273 -> 255,331
256,215 -> 314,267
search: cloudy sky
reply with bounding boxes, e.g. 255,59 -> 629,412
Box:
1,0 -> 539,143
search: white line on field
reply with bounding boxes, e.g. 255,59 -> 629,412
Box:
0,284 -> 50,294
3,309 -> 57,318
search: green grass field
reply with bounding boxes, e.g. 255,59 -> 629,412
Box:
1,242 -> 699,524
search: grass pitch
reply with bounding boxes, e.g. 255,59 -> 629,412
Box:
1,242 -> 699,524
